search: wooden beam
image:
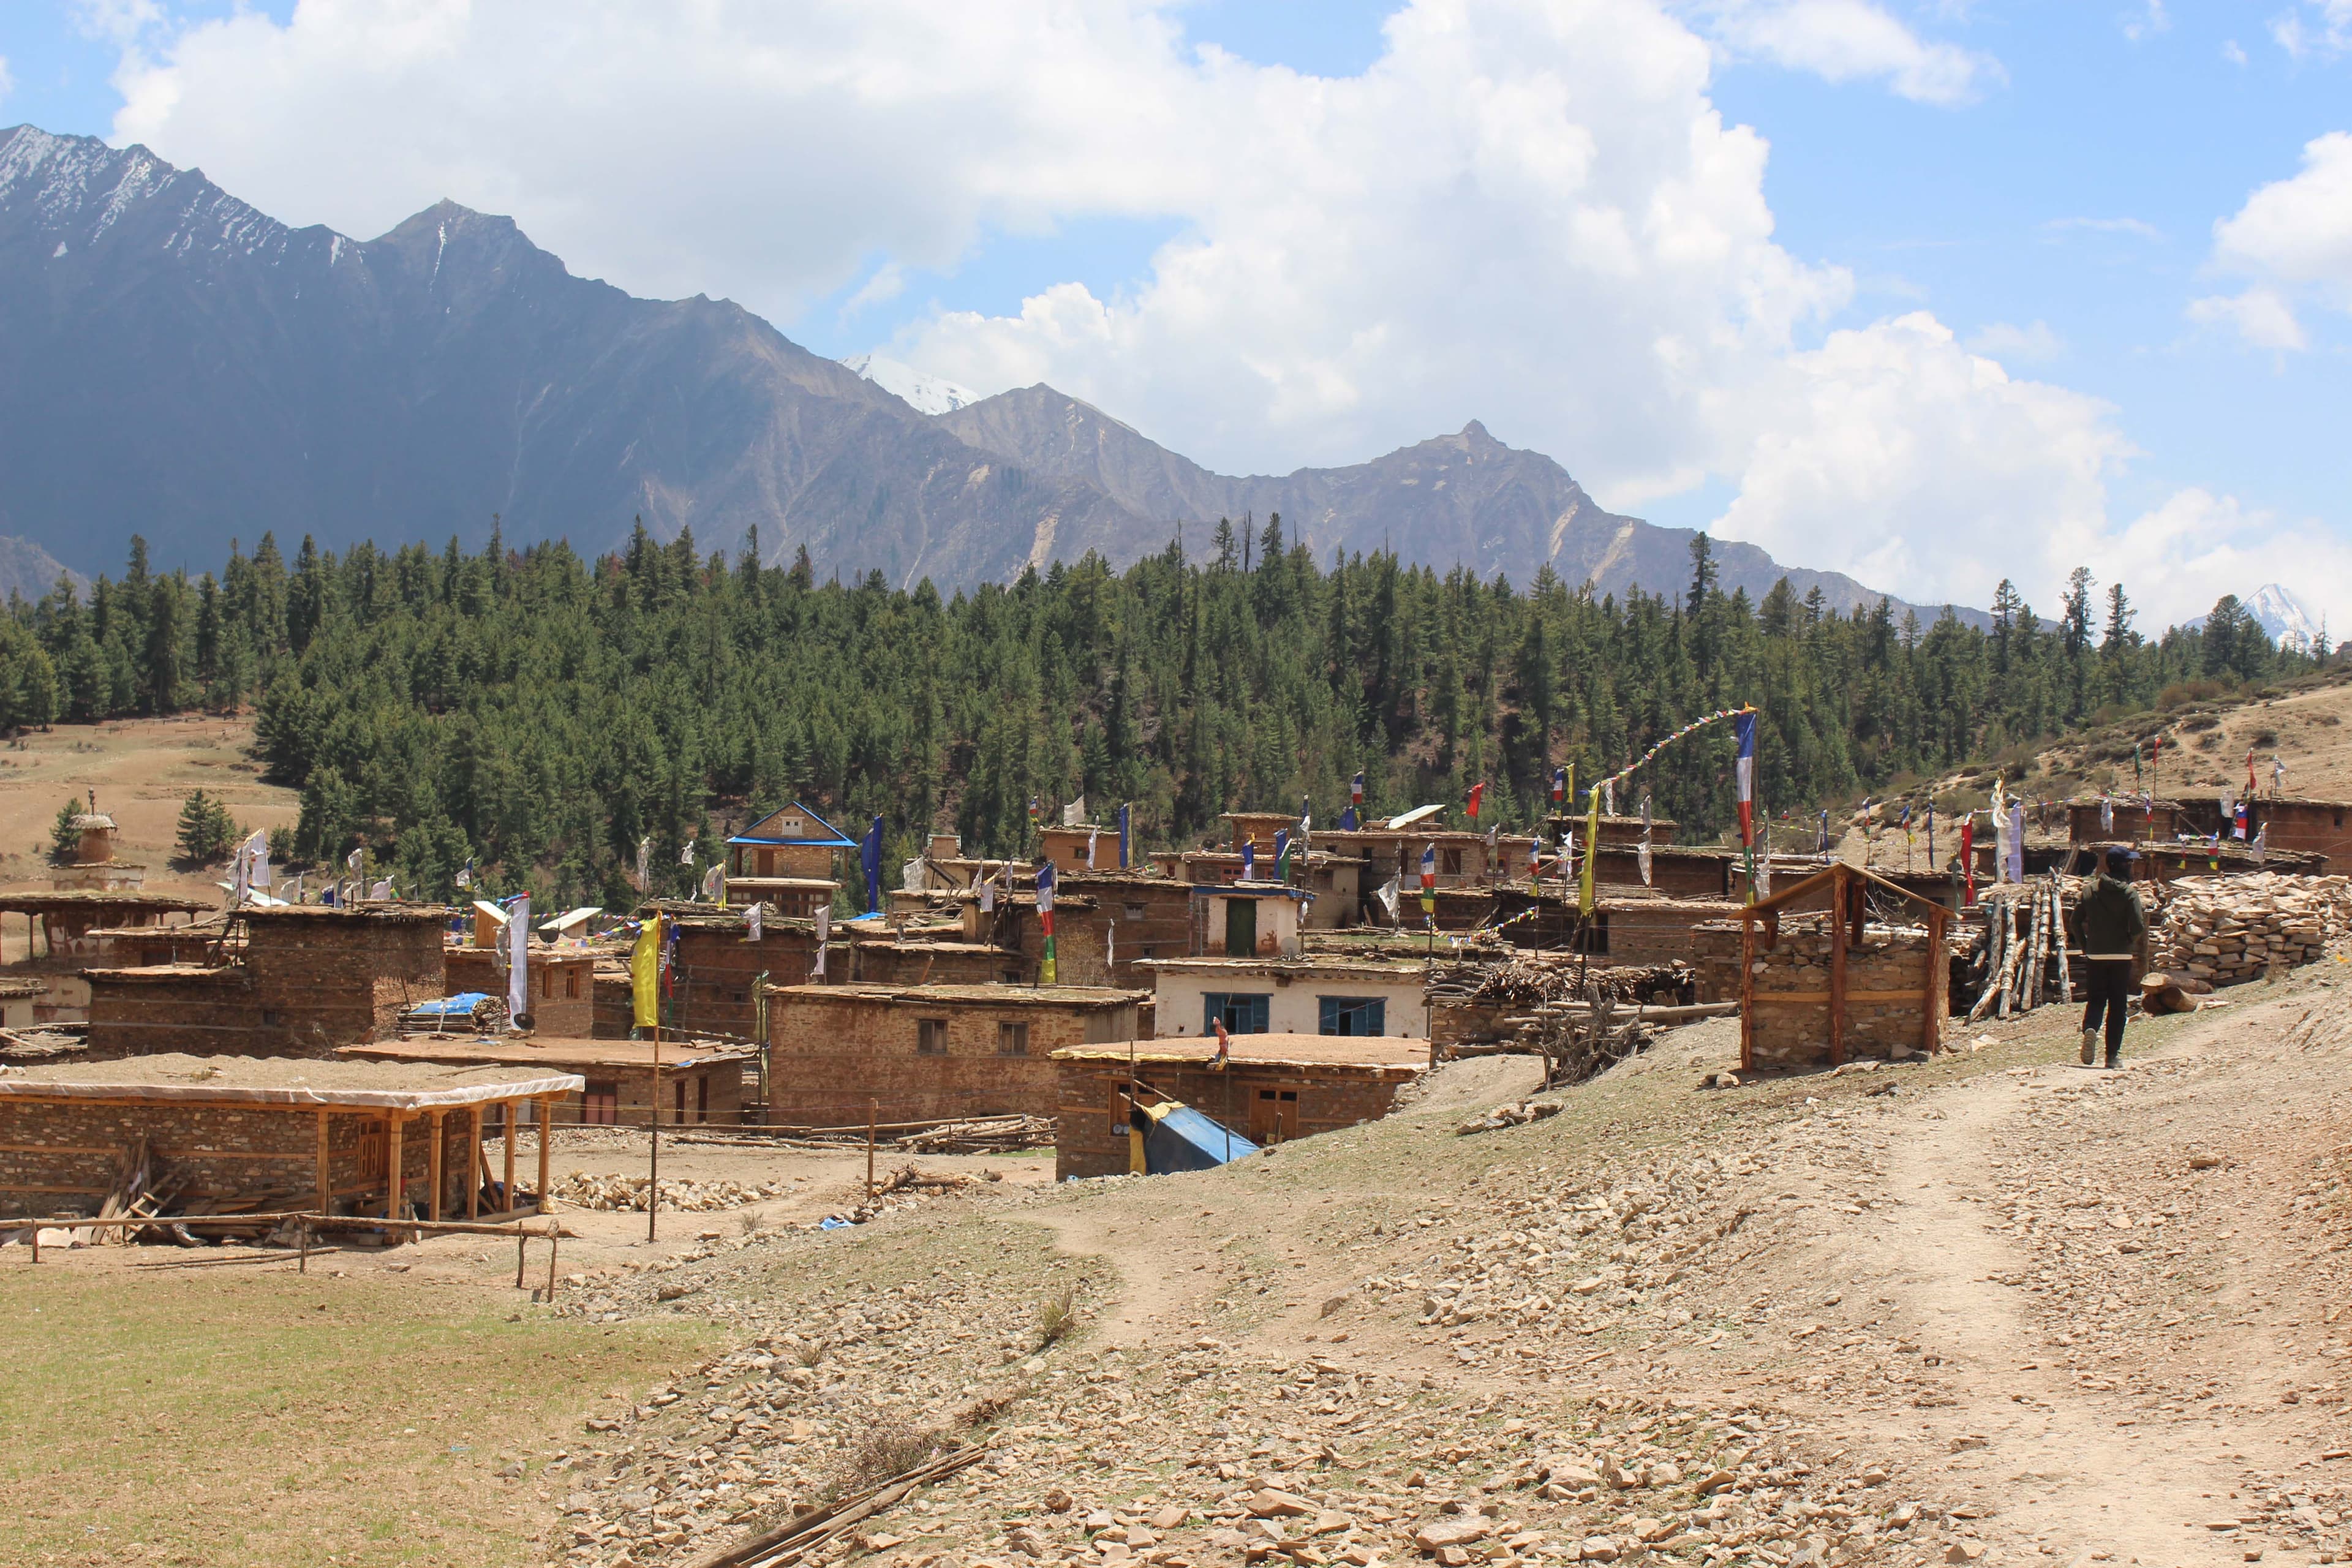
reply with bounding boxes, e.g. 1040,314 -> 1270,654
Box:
535,1096 -> 552,1212
314,1109 -> 331,1216
386,1113 -> 405,1226
502,1100 -> 516,1210
1749,988 -> 1933,1005
1828,894 -> 1848,1069
1924,905 -> 1948,1055
427,1108 -> 445,1224
467,1104 -> 481,1222
1738,918 -> 1755,1073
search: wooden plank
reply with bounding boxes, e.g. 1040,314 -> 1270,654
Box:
467,1104 -> 481,1222
428,1108 -> 445,1224
386,1113 -> 405,1223
1828,879 -> 1849,1069
1749,989 -> 1932,1005
1738,919 -> 1755,1073
536,1097 -> 552,1210
1924,906 -> 1947,1054
502,1099 -> 516,1210
315,1108 -> 331,1216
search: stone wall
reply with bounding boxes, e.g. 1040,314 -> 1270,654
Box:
442,948 -> 597,1038
767,990 -> 1140,1125
1741,913 -> 1939,1069
0,1096 -> 488,1220
666,924 -> 822,1041
1052,1058 -> 1416,1180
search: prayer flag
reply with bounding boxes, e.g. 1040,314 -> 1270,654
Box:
635,836 -> 650,892
1274,829 -> 1292,881
813,905 -> 830,978
1343,771 -> 1363,831
2247,749 -> 2258,796
1419,843 -> 1436,913
455,858 -> 472,889
1550,766 -> 1566,808
979,868 -> 997,914
508,894 -> 531,1026
1579,776 -> 1600,916
347,845 -> 364,873
631,913 -> 662,1029
1036,861 -> 1058,984
1063,796 -> 1087,827
861,816 -> 883,914
747,901 -> 763,941
1118,803 -> 1131,869
701,862 -> 725,901
1087,829 -> 1099,869
679,840 -> 695,866
1466,781 -> 1484,821
1242,838 -> 1256,880
1960,820 -> 1975,904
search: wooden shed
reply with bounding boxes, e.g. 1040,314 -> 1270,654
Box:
1735,862 -> 1951,1071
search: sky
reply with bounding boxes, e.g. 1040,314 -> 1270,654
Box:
2,1 -> 2347,631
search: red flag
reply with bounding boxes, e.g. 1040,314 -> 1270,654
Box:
1466,781 -> 1484,821
2246,749 -> 2256,794
1212,1017 -> 1231,1068
1959,820 -> 1976,904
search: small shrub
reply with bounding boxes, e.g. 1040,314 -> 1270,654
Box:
173,790 -> 239,866
818,1422 -> 946,1502
47,799 -> 81,864
2159,679 -> 2227,710
1036,1283 -> 1079,1346
2252,728 -> 2280,747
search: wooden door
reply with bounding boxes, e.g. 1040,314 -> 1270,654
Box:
1224,899 -> 1256,958
1248,1087 -> 1298,1144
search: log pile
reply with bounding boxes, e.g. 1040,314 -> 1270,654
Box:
1425,956 -> 1694,1009
2147,872 -> 2352,987
1964,877 -> 2076,1024
547,1173 -> 797,1212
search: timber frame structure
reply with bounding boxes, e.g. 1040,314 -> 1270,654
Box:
1736,861 -> 1950,1071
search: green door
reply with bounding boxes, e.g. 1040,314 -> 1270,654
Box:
1224,897 -> 1257,957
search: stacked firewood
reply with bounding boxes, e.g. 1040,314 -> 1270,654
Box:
1425,954 -> 1694,1009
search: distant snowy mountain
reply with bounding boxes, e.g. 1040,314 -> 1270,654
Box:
840,353 -> 979,416
2247,583 -> 2327,652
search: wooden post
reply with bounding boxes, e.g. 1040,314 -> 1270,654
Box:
314,1108 -> 331,1217
515,1229 -> 527,1289
648,1020 -> 662,1245
535,1097 -> 552,1213
298,1223 -> 311,1275
427,1108 -> 445,1224
467,1106 -> 481,1221
1924,905 -> 1948,1054
1828,884 -> 1849,1069
386,1114 -> 406,1227
501,1101 -> 516,1212
1738,916 -> 1755,1072
547,1233 -> 559,1299
865,1097 -> 877,1201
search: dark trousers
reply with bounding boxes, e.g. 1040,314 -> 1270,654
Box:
2081,959 -> 2134,1055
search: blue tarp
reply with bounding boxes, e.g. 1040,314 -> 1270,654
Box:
411,992 -> 494,1017
1137,1101 -> 1259,1174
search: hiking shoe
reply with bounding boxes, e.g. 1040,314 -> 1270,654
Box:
2079,1029 -> 2098,1066
2105,1051 -> 2121,1070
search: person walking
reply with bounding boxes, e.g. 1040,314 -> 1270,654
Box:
2072,847 -> 2146,1068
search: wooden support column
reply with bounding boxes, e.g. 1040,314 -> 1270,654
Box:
535,1096 -> 552,1211
385,1113 -> 406,1224
427,1108 -> 446,1223
314,1108 -> 331,1216
1828,891 -> 1849,1069
467,1105 -> 481,1221
1738,916 -> 1755,1072
502,1100 -> 516,1210
1924,905 -> 1948,1054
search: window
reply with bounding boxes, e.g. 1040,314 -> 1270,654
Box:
1203,993 -> 1271,1034
696,1076 -> 709,1124
1441,848 -> 1464,876
566,968 -> 582,1000
917,1019 -> 949,1055
1318,997 -> 1386,1036
673,1080 -> 687,1120
582,1082 -> 619,1126
540,968 -> 554,999
998,1021 -> 1030,1056
1125,902 -> 1146,920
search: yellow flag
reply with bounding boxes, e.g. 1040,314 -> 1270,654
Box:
631,913 -> 663,1030
1579,780 -> 1601,916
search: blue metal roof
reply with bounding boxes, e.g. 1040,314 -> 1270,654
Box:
725,801 -> 858,850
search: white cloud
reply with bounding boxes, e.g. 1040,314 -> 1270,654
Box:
2122,0 -> 2169,42
2272,0 -> 2352,59
840,261 -> 907,318
2194,131 -> 2352,348
1966,320 -> 2064,361
2043,215 -> 2162,242
96,0 -> 2284,617
2108,489 -> 2352,632
2222,37 -> 2250,65
0,56 -> 13,104
1685,0 -> 2000,104
2187,287 -> 2309,351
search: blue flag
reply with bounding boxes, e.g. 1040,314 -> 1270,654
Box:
862,815 -> 883,914
1118,803 -> 1131,869
1242,839 -> 1256,880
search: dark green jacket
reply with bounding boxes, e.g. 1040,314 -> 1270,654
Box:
2073,874 -> 2146,957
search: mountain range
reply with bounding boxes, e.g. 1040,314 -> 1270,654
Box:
0,121 -> 1979,622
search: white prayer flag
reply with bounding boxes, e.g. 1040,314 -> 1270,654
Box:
747,900 -> 764,940
369,878 -> 392,902
701,862 -> 725,901
979,873 -> 996,914
635,836 -> 651,892
812,905 -> 830,978
1087,829 -> 1099,868
1637,839 -> 1652,888
507,895 -> 531,1025
1063,796 -> 1087,827
1375,875 -> 1401,922
679,840 -> 696,866
346,846 -> 364,873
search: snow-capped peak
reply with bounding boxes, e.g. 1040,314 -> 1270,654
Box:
840,353 -> 979,417
2246,582 -> 2328,652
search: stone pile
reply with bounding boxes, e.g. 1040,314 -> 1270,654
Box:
2148,872 -> 2352,986
546,1172 -> 793,1213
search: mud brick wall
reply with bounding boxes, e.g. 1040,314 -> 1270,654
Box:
243,914 -> 446,1044
1052,1058 -> 1417,1180
1063,878 -> 1195,986
767,992 -> 1136,1125
1428,1001 -> 1510,1054
442,949 -> 596,1038
1593,848 -> 1732,898
1746,916 -> 1936,1069
0,1097 -> 484,1220
668,925 -> 823,1041
1691,923 -> 1744,1005
546,1060 -> 747,1128
593,970 -> 633,1038
1600,900 -> 1743,969
85,970 -> 253,1057
848,944 -> 1022,988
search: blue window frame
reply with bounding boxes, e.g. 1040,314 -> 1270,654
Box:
1318,997 -> 1385,1036
1203,993 -> 1271,1033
